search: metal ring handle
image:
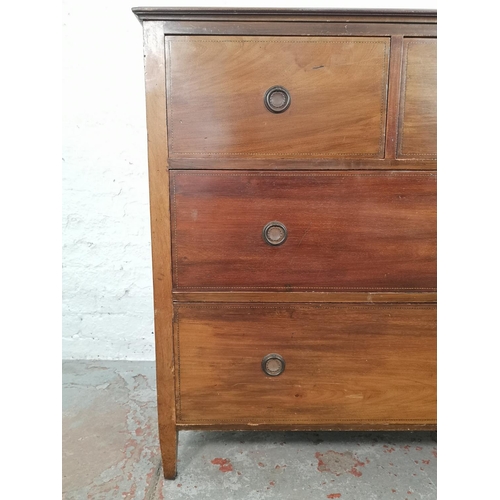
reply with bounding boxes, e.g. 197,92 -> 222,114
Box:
262,353 -> 286,377
262,221 -> 287,246
264,86 -> 291,113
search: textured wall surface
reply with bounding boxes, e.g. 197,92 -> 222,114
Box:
62,0 -> 155,359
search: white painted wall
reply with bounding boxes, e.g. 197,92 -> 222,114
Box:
62,0 -> 436,360
62,0 -> 152,359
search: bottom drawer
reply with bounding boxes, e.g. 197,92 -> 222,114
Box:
174,304 -> 436,426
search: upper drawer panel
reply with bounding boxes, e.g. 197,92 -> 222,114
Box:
166,36 -> 390,158
397,39 -> 437,158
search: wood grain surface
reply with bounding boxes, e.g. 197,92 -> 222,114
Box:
135,8 -> 438,477
384,36 -> 404,159
161,21 -> 437,37
167,157 -> 437,170
174,304 -> 437,425
166,36 -> 390,158
142,21 -> 177,479
398,39 -> 437,158
171,171 -> 437,291
133,7 -> 437,24
177,422 -> 436,431
173,291 -> 437,303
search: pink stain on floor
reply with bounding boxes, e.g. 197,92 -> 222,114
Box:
315,451 -> 365,478
349,467 -> 363,478
121,482 -> 136,499
327,494 -> 342,498
211,458 -> 233,472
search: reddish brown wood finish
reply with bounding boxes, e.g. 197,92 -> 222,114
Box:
397,39 -> 437,158
133,8 -> 437,478
162,21 -> 437,37
142,22 -> 177,479
384,36 -> 404,159
166,36 -> 390,158
178,422 -> 436,431
173,291 -> 437,303
168,157 -> 437,170
171,171 -> 436,291
133,8 -> 437,24
174,304 -> 436,425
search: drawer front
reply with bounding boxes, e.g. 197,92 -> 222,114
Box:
397,38 -> 437,158
174,304 -> 437,425
166,36 -> 390,158
171,171 -> 436,291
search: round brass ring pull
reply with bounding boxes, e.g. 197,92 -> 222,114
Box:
264,86 -> 291,113
262,221 -> 287,246
262,353 -> 286,377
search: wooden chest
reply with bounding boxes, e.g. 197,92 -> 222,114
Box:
133,8 -> 437,479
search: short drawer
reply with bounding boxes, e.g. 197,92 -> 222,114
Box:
397,38 -> 437,158
174,304 -> 436,425
171,171 -> 436,291
166,36 -> 390,158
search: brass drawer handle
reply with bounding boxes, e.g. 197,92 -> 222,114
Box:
264,86 -> 291,113
262,221 -> 287,246
262,353 -> 286,377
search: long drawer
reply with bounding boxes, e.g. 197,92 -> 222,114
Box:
174,303 -> 437,425
171,171 -> 436,291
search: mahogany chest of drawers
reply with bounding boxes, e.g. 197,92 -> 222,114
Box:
133,8 -> 437,479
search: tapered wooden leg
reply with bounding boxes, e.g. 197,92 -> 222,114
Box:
160,425 -> 178,479
142,19 -> 178,481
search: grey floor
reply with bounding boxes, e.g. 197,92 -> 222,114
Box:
62,360 -> 437,499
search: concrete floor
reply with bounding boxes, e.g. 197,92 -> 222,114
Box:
62,360 -> 437,499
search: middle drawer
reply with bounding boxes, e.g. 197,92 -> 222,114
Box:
171,171 -> 436,292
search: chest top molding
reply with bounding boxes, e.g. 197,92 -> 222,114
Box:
132,8 -> 437,24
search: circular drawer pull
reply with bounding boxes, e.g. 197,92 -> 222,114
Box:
262,353 -> 286,377
262,221 -> 287,246
264,86 -> 291,113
